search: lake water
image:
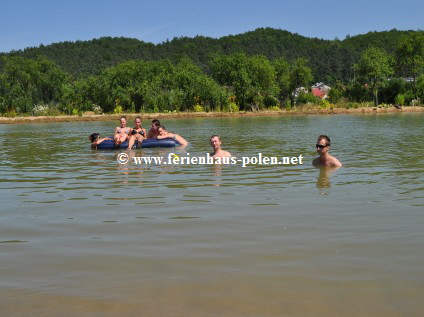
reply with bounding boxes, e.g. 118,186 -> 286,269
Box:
1,113 -> 423,317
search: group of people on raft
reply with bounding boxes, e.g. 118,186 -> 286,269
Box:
89,116 -> 342,167
89,116 -> 188,149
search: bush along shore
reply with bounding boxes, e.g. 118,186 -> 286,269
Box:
1,104 -> 423,124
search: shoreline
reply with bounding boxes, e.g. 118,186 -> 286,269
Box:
1,106 -> 423,124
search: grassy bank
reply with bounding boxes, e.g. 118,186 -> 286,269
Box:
1,105 -> 423,124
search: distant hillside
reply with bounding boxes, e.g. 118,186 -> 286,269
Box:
1,28 -> 420,82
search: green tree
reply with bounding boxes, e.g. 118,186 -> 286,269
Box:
79,57 -> 227,114
396,33 -> 424,98
354,47 -> 393,106
209,53 -> 277,110
209,53 -> 252,110
416,74 -> 424,101
289,58 -> 313,104
273,57 -> 291,102
345,81 -> 372,102
328,81 -> 345,103
379,78 -> 410,104
0,56 -> 69,114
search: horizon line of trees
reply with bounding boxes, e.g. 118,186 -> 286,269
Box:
2,28 -> 420,83
0,32 -> 423,116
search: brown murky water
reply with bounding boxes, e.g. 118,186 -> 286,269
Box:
1,113 -> 423,317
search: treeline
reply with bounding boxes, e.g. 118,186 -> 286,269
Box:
0,31 -> 423,116
1,28 -> 420,82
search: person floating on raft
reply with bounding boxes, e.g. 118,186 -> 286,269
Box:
147,119 -> 161,139
89,117 -> 186,149
114,116 -> 130,146
156,125 -> 188,147
127,116 -> 147,149
89,133 -> 112,149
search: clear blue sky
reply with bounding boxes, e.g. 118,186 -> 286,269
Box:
1,0 -> 423,53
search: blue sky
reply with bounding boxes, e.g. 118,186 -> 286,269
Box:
1,0 -> 423,53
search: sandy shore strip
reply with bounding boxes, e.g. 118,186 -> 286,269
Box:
1,106 -> 423,124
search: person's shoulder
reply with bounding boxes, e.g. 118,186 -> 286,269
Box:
213,150 -> 231,158
329,156 -> 342,167
332,160 -> 342,168
222,150 -> 232,157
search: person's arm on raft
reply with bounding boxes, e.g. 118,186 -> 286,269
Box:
156,133 -> 188,146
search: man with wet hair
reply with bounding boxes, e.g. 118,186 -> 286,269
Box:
210,135 -> 231,158
312,135 -> 342,167
147,119 -> 161,139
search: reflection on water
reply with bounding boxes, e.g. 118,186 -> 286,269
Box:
211,164 -> 223,186
1,114 -> 424,317
316,167 -> 340,194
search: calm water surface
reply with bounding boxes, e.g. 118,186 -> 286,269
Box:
0,113 -> 423,317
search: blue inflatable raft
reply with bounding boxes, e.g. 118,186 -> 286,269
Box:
95,138 -> 180,149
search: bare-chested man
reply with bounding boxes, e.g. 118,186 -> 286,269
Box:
147,119 -> 161,139
312,135 -> 342,168
210,135 -> 231,158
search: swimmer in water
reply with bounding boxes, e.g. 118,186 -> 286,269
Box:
89,133 -> 112,149
156,125 -> 188,147
210,135 -> 231,158
312,135 -> 342,168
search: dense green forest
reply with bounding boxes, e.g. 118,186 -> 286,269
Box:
0,28 -> 423,116
1,28 -> 417,81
